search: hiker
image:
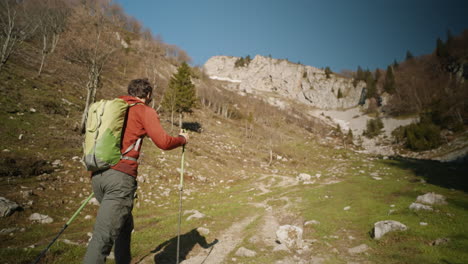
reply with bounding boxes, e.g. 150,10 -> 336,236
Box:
84,78 -> 188,264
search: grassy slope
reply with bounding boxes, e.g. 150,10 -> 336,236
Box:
1,58 -> 467,264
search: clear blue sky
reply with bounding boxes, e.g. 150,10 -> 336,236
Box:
115,0 -> 468,72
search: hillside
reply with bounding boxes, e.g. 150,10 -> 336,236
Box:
1,1 -> 468,264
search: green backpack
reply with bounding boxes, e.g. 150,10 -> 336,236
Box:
83,98 -> 141,172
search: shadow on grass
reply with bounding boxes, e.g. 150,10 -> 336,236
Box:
136,228 -> 217,264
389,155 -> 468,193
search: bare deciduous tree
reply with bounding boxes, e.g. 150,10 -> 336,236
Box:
33,0 -> 70,76
63,2 -> 123,132
0,0 -> 37,72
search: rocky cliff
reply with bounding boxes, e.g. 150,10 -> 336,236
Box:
204,55 -> 365,109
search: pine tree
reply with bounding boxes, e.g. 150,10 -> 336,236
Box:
383,65 -> 395,94
325,66 -> 332,78
374,69 -> 381,82
436,37 -> 448,57
162,62 -> 196,128
406,50 -> 414,60
365,75 -> 376,99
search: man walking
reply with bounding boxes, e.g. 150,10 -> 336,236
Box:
84,78 -> 188,263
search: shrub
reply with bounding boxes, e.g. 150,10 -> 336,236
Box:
391,116 -> 442,151
404,121 -> 441,151
363,117 -> 384,138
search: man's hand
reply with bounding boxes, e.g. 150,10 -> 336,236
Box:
179,129 -> 189,143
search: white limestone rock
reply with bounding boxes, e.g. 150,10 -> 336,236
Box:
276,225 -> 303,249
409,202 -> 433,211
372,220 -> 407,239
0,197 -> 21,217
29,213 -> 54,224
416,192 -> 447,205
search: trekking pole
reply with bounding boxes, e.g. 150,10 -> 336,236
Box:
32,192 -> 94,264
176,143 -> 186,264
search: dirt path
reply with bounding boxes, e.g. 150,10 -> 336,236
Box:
181,215 -> 258,264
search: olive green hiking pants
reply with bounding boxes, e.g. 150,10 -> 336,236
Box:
83,169 -> 137,264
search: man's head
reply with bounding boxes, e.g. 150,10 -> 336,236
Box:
128,78 -> 153,104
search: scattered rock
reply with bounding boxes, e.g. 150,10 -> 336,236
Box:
297,173 -> 312,182
29,108 -> 36,113
430,238 -> 450,246
372,176 -> 382,180
348,244 -> 369,254
420,222 -> 428,226
21,190 -> 33,199
197,227 -> 210,235
84,215 -> 92,220
409,202 -> 433,211
0,197 -> 21,217
273,243 -> 290,252
235,247 -> 257,257
416,192 -> 447,205
304,220 -> 320,226
88,198 -> 100,206
0,227 -> 19,235
184,210 -> 205,221
372,220 -> 407,239
29,213 -> 54,224
51,160 -> 62,168
276,225 -> 303,249
61,239 -> 80,245
344,206 -> 351,211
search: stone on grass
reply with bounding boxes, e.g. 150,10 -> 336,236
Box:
372,220 -> 407,239
184,210 -> 205,221
273,243 -> 289,252
430,238 -> 450,246
416,192 -> 447,205
409,202 -> 433,211
235,247 -> 257,257
276,225 -> 303,249
0,197 -> 21,217
344,206 -> 351,211
88,198 -> 100,206
297,173 -> 312,182
304,220 -> 320,226
197,227 -> 210,235
29,213 -> 54,224
348,244 -> 369,254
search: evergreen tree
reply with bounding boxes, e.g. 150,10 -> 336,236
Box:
365,75 -> 376,99
383,65 -> 395,94
356,66 -> 364,80
325,66 -> 332,78
406,50 -> 414,60
436,37 -> 448,57
162,62 -> 196,128
393,59 -> 399,68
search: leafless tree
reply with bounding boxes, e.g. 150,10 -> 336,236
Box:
64,2 -> 123,132
33,0 -> 70,76
0,0 -> 37,72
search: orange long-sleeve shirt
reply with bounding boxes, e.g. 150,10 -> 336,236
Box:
110,95 -> 186,177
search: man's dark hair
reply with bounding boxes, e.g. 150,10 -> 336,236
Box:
128,78 -> 153,98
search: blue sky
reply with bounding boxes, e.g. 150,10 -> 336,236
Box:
115,0 -> 468,72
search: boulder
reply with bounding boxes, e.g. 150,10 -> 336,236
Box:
409,202 -> 433,211
372,220 -> 407,239
235,247 -> 257,257
0,197 -> 21,217
29,213 -> 54,224
276,225 -> 303,249
416,192 -> 447,205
